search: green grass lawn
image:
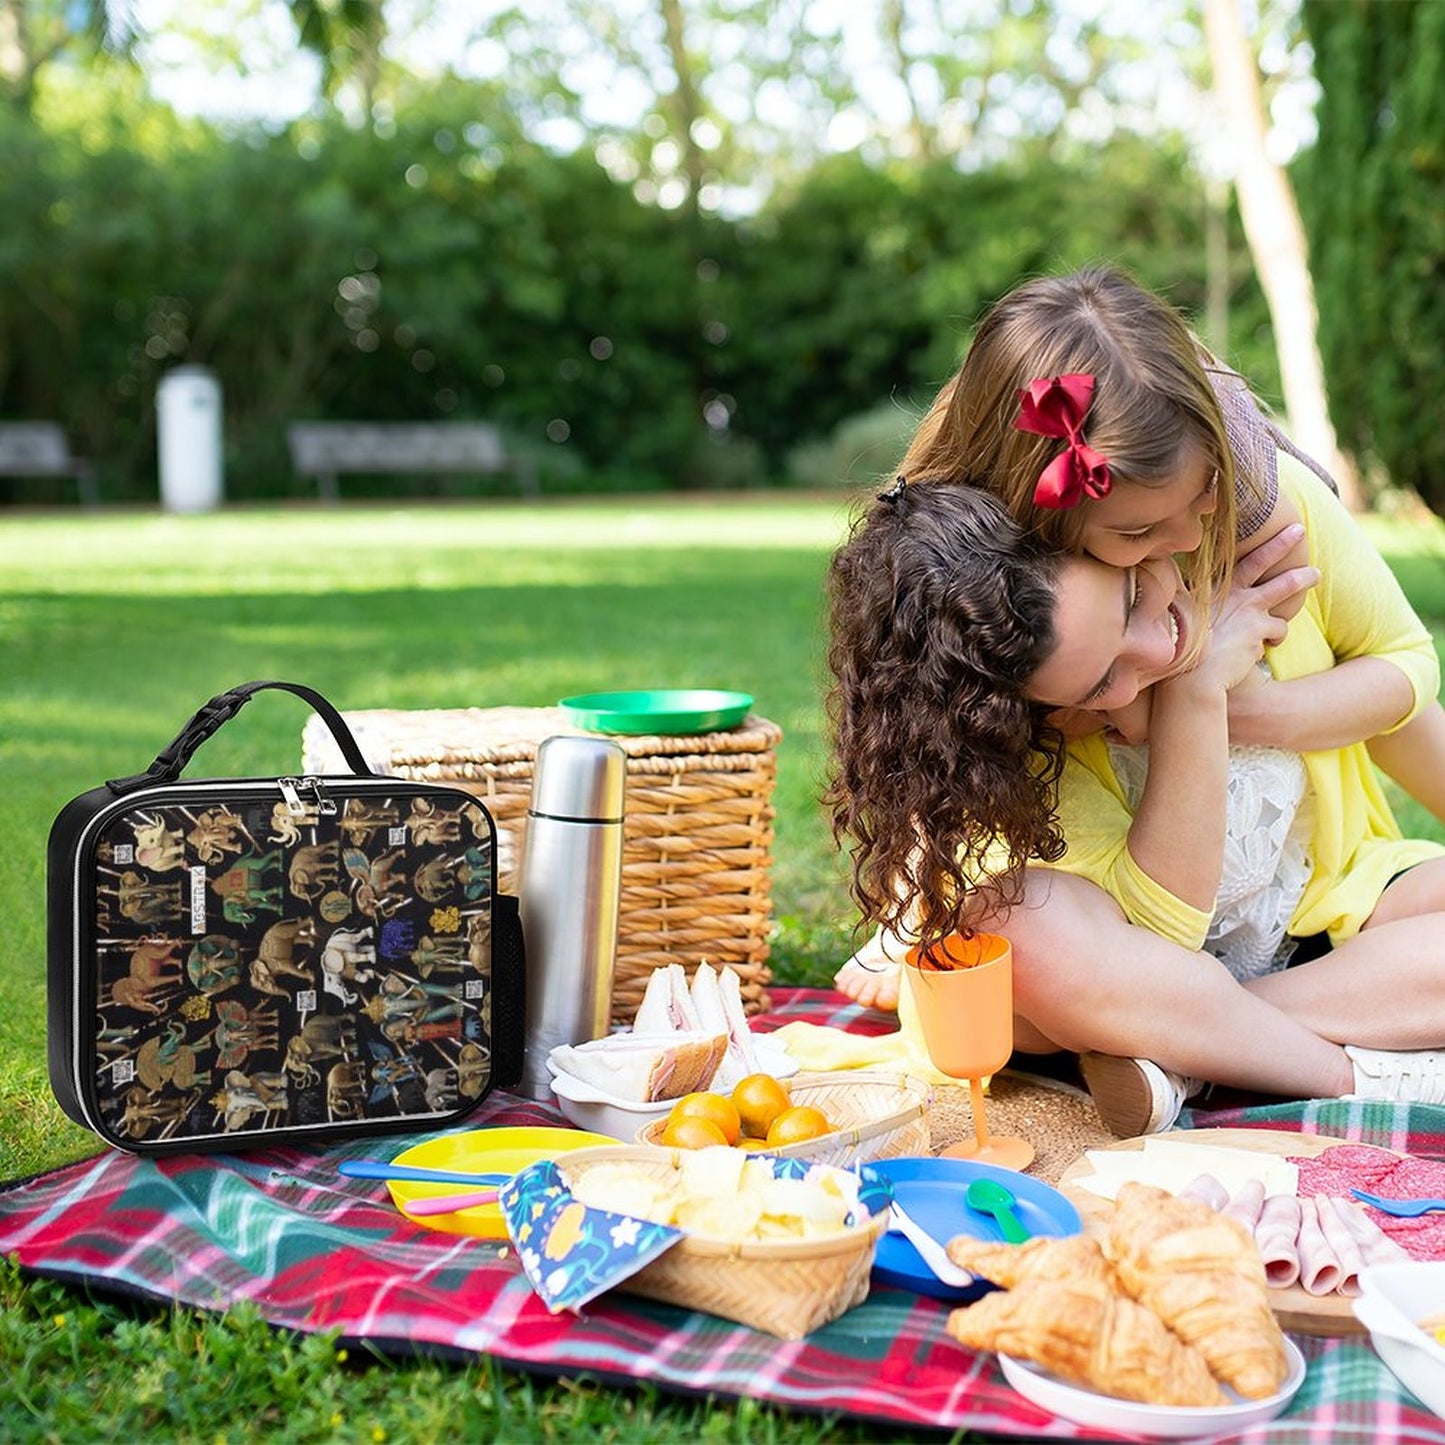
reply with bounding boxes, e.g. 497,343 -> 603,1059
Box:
4,495 -> 1445,1443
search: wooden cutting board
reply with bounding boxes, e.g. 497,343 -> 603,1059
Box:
1057,1127 -> 1381,1337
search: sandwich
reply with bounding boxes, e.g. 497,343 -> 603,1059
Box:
549,1031 -> 728,1103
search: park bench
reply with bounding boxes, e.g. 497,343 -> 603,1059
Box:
286,421 -> 538,502
0,423 -> 98,506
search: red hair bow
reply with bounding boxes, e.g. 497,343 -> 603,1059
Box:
1013,372 -> 1112,509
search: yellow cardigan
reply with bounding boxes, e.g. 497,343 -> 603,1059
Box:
1041,459 -> 1444,949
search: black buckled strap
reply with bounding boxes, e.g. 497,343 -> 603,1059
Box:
105,680 -> 376,794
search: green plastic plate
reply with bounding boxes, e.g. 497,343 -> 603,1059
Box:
558,688 -> 754,735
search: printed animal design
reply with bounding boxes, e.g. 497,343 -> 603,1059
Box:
342,847 -> 408,917
110,870 -> 183,926
210,850 -> 284,925
287,841 -> 339,901
185,807 -> 255,865
207,1000 -> 281,1069
135,1020 -> 210,1091
250,919 -> 317,996
339,799 -> 400,846
319,926 -> 376,1006
117,1085 -> 202,1140
130,814 -> 186,872
107,938 -> 184,1013
410,934 -> 469,979
187,935 -> 243,995
405,797 -> 461,846
267,801 -> 317,847
422,1066 -> 457,1113
455,1041 -> 490,1098
413,848 -> 491,903
210,1069 -> 288,1132
365,1042 -> 419,1101
362,975 -> 464,1042
282,1014 -> 357,1086
325,1061 -> 367,1120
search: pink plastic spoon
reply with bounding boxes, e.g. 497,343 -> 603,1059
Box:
403,1187 -> 501,1217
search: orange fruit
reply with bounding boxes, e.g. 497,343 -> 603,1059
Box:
667,1091 -> 741,1146
659,1115 -> 729,1150
731,1073 -> 791,1139
765,1104 -> 831,1146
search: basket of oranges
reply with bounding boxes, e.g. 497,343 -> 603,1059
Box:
636,1069 -> 932,1167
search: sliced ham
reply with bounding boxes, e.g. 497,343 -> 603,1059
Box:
1311,1194 -> 1367,1296
1296,1196 -> 1345,1296
1255,1194 -> 1303,1290
1178,1172 -> 1231,1211
1221,1177 -> 1267,1234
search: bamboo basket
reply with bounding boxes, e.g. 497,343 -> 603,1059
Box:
557,1144 -> 888,1339
301,704 -> 781,1023
637,1071 -> 932,1166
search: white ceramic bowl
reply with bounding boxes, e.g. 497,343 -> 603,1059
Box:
548,1068 -> 675,1142
1355,1262 -> 1445,1418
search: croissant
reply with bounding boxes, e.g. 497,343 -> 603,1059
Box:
945,1232 -> 1112,1289
947,1276 -> 1227,1407
1106,1181 -> 1289,1399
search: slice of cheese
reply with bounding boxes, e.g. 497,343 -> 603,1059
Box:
1077,1135 -> 1299,1202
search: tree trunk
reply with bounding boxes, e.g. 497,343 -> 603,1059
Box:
1202,0 -> 1362,509
658,0 -> 705,224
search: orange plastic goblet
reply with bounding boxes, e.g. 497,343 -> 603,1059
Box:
903,933 -> 1034,1171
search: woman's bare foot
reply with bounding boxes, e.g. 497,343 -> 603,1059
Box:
833,931 -> 902,1011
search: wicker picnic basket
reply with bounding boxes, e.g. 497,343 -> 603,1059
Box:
557,1144 -> 889,1339
636,1071 -> 932,1166
300,704 -> 781,1023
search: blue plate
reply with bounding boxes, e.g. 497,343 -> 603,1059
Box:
868,1156 -> 1082,1303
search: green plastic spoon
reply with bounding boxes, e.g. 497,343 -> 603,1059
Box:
965,1177 -> 1032,1244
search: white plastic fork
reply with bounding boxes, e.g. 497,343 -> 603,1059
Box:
887,1203 -> 975,1289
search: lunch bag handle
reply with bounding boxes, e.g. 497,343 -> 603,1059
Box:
105,679 -> 376,794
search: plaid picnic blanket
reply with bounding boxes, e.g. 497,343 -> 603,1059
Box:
5,987 -> 1445,1442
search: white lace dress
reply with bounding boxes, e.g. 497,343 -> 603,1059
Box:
1106,740 -> 1315,982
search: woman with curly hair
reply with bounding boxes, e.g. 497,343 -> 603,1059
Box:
810,474 -> 1445,1132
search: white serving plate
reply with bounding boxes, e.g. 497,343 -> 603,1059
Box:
1355,1262 -> 1445,1418
998,1338 -> 1306,1439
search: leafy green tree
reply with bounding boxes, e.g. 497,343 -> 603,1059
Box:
1298,0 -> 1445,506
0,0 -> 138,113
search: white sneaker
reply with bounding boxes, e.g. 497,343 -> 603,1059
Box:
1080,1053 -> 1203,1138
1345,1045 -> 1445,1104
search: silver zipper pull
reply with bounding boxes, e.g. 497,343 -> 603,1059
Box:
278,776 -> 306,815
303,775 -> 338,816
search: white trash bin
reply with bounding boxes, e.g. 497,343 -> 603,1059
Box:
157,365 -> 223,513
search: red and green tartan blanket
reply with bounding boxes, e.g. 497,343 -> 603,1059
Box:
6,988 -> 1445,1442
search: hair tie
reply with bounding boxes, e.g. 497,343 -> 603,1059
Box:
1013,373 -> 1112,509
877,475 -> 907,505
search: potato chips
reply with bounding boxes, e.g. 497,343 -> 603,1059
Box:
565,1147 -> 855,1244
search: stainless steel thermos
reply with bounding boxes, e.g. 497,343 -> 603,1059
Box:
517,734 -> 626,1100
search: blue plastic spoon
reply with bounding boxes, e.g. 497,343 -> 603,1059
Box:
339,1160 -> 509,1187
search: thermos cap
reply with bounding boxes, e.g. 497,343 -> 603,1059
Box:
529,734 -> 627,821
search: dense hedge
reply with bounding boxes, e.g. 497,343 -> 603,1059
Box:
1,74 -> 1274,503
1299,0 -> 1445,510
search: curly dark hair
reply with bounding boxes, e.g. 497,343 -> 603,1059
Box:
824,482 -> 1067,953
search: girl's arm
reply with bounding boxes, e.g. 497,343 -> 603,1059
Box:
1226,460 -> 1438,751
1123,535 -> 1317,910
